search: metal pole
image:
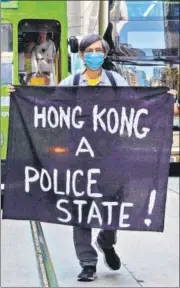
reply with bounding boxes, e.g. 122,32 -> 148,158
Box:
99,0 -> 109,36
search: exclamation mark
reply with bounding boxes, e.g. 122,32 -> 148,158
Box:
144,189 -> 157,227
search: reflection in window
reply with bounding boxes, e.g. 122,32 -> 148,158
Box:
1,24 -> 13,85
18,19 -> 61,86
109,1 -> 179,57
1,24 -> 13,52
109,1 -> 179,21
125,1 -> 164,19
1,63 -> 13,85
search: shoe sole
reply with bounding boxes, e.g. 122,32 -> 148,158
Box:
95,240 -> 121,271
77,273 -> 97,282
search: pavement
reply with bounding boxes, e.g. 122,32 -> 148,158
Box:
1,220 -> 41,287
1,177 -> 179,287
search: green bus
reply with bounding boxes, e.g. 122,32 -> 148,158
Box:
1,0 -> 68,177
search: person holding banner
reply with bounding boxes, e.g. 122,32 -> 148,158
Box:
59,34 -> 129,282
59,34 -> 179,282
7,34 -> 179,282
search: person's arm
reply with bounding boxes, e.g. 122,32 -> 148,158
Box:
167,89 -> 180,116
173,103 -> 179,116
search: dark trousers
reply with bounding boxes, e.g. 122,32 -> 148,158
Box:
73,226 -> 117,268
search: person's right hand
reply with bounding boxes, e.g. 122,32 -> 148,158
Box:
7,85 -> 15,96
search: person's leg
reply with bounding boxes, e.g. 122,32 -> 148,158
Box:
96,230 -> 121,271
73,226 -> 98,267
97,229 -> 117,248
73,226 -> 98,281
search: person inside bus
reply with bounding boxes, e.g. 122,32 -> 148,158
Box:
32,25 -> 56,83
7,34 -> 180,282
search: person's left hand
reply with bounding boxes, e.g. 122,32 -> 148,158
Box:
167,89 -> 178,97
167,89 -> 179,116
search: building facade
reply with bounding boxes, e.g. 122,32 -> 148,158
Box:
67,1 -> 100,38
163,1 -> 179,54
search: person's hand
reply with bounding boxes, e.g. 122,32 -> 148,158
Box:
167,89 -> 178,97
167,89 -> 180,116
173,102 -> 180,116
7,85 -> 15,96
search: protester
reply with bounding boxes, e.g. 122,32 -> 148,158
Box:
7,34 -> 179,282
59,34 -> 129,282
59,34 -> 179,282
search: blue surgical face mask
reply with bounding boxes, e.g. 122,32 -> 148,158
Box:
84,52 -> 105,70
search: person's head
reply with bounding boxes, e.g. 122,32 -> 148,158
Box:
38,27 -> 48,44
79,34 -> 110,71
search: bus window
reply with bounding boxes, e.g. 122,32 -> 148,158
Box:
18,19 -> 61,86
1,23 -> 13,85
108,0 -> 179,90
109,1 -> 179,57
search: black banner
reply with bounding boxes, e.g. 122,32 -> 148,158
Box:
3,86 -> 174,231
